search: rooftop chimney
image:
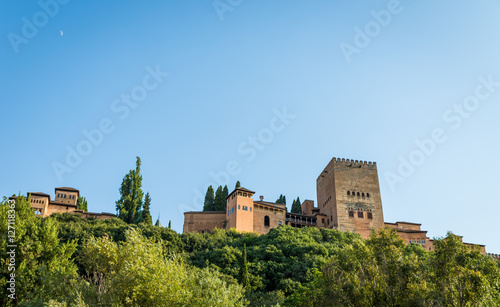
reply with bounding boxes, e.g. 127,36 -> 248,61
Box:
259,195 -> 264,201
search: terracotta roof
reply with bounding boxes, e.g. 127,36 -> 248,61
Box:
55,187 -> 80,192
226,187 -> 256,199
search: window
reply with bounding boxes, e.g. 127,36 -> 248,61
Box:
367,212 -> 373,219
417,240 -> 421,244
322,218 -> 325,224
347,191 -> 350,195
348,211 -> 354,218
422,240 -> 426,244
264,216 -> 270,227
232,207 -> 234,213
250,207 -> 252,212
357,192 -> 360,196
278,221 -> 282,226
367,193 -> 370,197
64,194 -> 67,198
362,193 -> 365,197
243,206 -> 248,211
238,205 -> 240,209
358,211 -> 363,218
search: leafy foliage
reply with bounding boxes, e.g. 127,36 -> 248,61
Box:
0,196 -> 79,306
115,157 -> 144,224
76,196 -> 88,212
2,197 -> 499,306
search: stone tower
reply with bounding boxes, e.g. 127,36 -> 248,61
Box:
316,157 -> 384,239
226,187 -> 255,232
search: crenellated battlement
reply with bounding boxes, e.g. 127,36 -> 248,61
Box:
318,157 -> 377,179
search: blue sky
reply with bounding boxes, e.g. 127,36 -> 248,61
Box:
1,0 -> 499,252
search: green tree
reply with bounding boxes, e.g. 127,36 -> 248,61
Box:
76,196 -> 88,212
239,243 -> 250,290
168,220 -> 171,229
141,192 -> 152,225
155,218 -> 162,227
235,181 -> 241,189
115,156 -> 144,224
223,185 -> 229,200
214,186 -> 226,211
203,186 -> 215,211
290,197 -> 302,214
0,196 -> 79,306
276,194 -> 286,205
79,228 -> 246,306
429,232 -> 500,306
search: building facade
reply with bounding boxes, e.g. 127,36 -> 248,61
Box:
183,157 -> 488,253
10,187 -> 115,220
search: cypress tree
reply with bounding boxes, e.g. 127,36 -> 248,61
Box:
214,186 -> 226,211
222,185 -> 229,200
276,194 -> 287,205
168,220 -> 171,229
291,197 -> 302,214
116,156 -> 144,224
203,186 -> 215,211
276,195 -> 283,204
141,192 -> 153,225
239,244 -> 250,290
235,181 -> 241,189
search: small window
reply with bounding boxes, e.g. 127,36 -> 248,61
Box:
347,191 -> 350,195
422,240 -> 426,244
348,211 -> 354,218
64,194 -> 67,198
358,211 -> 363,218
264,216 -> 270,227
322,218 -> 325,224
232,207 -> 234,213
366,193 -> 370,197
367,212 -> 373,219
278,221 -> 282,226
417,240 -> 421,244
250,207 -> 252,212
357,192 -> 360,196
362,193 -> 365,197
238,205 -> 240,209
243,206 -> 248,211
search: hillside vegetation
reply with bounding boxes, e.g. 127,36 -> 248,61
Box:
1,196 -> 499,306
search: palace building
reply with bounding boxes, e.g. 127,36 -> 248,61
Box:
9,187 -> 115,220
183,157 -> 487,253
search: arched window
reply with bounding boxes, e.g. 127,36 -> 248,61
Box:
367,193 -> 370,197
362,193 -> 365,197
264,216 -> 270,227
357,192 -> 360,196
347,191 -> 350,195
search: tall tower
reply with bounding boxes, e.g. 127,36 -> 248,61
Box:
226,187 -> 255,232
317,157 -> 384,239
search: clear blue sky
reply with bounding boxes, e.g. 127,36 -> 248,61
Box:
2,1 -> 499,253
